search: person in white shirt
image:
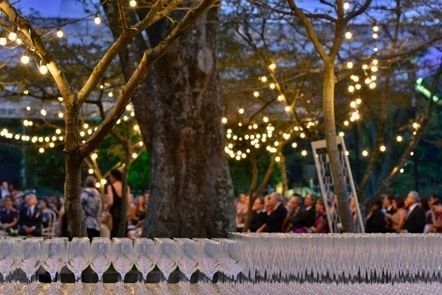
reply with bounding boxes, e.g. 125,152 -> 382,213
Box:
403,191 -> 425,233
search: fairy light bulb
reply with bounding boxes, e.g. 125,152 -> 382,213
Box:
8,32 -> 17,41
129,0 -> 137,7
253,91 -> 259,97
396,135 -> 403,142
94,15 -> 101,25
291,142 -> 297,148
301,150 -> 308,157
260,76 -> 268,83
0,37 -> 6,46
20,54 -> 30,64
38,148 -> 45,154
263,116 -> 269,123
221,117 -> 228,124
238,108 -> 244,114
362,150 -> 368,157
346,61 -> 353,69
343,2 -> 350,10
372,33 -> 378,39
269,83 -> 276,89
132,152 -> 138,159
379,145 -> 386,152
39,64 -> 48,75
345,32 -> 352,39
268,63 -> 276,71
56,29 -> 64,38
373,25 -> 379,32
40,109 -> 47,116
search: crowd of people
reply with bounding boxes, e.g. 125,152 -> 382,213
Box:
235,190 -> 442,234
0,170 -> 149,239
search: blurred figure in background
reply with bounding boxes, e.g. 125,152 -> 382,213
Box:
284,195 -> 304,232
18,194 -> 42,236
81,176 -> 102,239
403,191 -> 425,233
257,193 -> 287,233
235,193 -> 249,232
248,197 -> 266,232
0,197 -> 18,233
365,200 -> 386,233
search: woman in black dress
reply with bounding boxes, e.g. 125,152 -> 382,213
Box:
106,169 -> 132,238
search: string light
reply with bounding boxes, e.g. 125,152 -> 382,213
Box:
379,145 -> 386,152
396,135 -> 403,142
343,2 -> 350,10
238,108 -> 244,114
301,150 -> 307,157
129,0 -> 137,7
94,15 -> 102,25
253,91 -> 260,97
362,150 -> 368,157
8,32 -> 17,41
20,54 -> 30,64
221,117 -> 228,124
268,63 -> 276,71
0,37 -> 7,46
346,61 -> 354,69
39,64 -> 48,75
345,32 -> 352,39
56,29 -> 64,38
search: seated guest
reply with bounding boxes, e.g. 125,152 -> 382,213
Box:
292,194 -> 316,233
365,200 -> 386,233
430,203 -> 442,233
402,191 -> 425,233
38,198 -> 54,229
235,193 -> 249,232
81,176 -> 102,239
249,198 -> 266,232
283,195 -> 304,232
257,193 -> 287,233
0,197 -> 18,232
306,199 -> 329,233
18,194 -> 42,236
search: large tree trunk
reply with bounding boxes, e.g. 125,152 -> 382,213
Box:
64,99 -> 87,237
323,63 -> 354,233
137,7 -> 234,237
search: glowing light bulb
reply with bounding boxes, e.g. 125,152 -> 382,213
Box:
94,15 -> 101,25
269,83 -> 276,89
400,168 -> 404,173
301,150 -> 307,157
396,135 -> 403,142
348,85 -> 355,93
345,31 -> 352,39
291,142 -> 297,148
379,145 -> 386,152
38,148 -> 45,154
343,120 -> 349,126
284,106 -> 291,112
343,2 -> 350,10
260,76 -> 268,83
253,91 -> 259,97
39,64 -> 48,75
263,116 -> 269,123
369,82 -> 376,89
20,54 -> 30,64
373,25 -> 379,32
339,131 -> 345,137
132,152 -> 138,159
275,156 -> 281,162
8,32 -> 17,41
0,37 -> 7,46
221,117 -> 228,124
40,109 -> 47,116
129,0 -> 137,7
268,63 -> 276,71
277,94 -> 285,101
56,29 -> 64,38
346,61 -> 353,69
238,108 -> 244,114
372,33 -> 378,39
58,112 -> 64,118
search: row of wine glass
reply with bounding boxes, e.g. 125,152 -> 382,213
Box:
231,233 -> 442,283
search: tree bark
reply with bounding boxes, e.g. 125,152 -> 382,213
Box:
139,7 -> 234,237
279,154 -> 288,196
64,99 -> 87,237
323,63 -> 354,233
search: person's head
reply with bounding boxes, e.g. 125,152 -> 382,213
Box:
26,194 -> 37,207
304,194 -> 316,208
371,200 -> 382,212
315,199 -> 326,214
393,198 -> 405,210
287,196 -> 302,212
404,191 -> 420,209
136,195 -> 146,207
110,169 -> 123,183
38,198 -> 48,209
4,197 -> 13,209
239,193 -> 249,204
84,176 -> 97,188
252,198 -> 264,211
382,194 -> 394,209
421,198 -> 430,212
429,194 -> 440,206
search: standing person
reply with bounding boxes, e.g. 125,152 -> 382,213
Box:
18,194 -> 42,236
403,191 -> 425,233
81,176 -> 102,239
106,169 -> 132,238
365,200 -> 386,233
0,182 -> 9,199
